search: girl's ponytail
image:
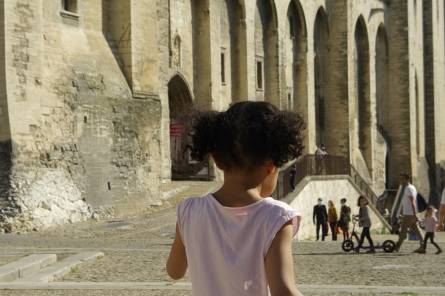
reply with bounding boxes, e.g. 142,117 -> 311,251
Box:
190,111 -> 221,161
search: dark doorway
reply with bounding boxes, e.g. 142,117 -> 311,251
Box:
168,75 -> 211,180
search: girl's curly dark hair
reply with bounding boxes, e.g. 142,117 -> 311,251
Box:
190,101 -> 305,169
357,195 -> 368,207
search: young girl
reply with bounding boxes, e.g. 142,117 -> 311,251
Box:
355,195 -> 375,253
166,101 -> 305,296
339,198 -> 351,241
420,206 -> 442,254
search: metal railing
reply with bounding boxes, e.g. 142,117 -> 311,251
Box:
350,166 -> 378,205
273,153 -> 393,230
272,160 -> 297,200
294,155 -> 350,185
273,155 -> 350,200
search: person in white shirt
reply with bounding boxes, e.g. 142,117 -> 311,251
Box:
439,186 -> 445,231
394,172 -> 424,252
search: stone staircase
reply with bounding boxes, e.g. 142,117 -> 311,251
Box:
282,154 -> 392,232
0,252 -> 103,283
160,180 -> 221,208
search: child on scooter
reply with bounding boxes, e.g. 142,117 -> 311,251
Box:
355,195 -> 375,253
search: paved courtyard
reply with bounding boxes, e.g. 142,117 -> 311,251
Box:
0,193 -> 444,296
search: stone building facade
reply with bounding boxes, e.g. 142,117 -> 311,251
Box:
0,0 -> 444,231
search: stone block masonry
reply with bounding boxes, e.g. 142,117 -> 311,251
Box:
0,0 -> 162,232
0,0 -> 444,232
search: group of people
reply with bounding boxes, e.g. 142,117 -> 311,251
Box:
313,197 -> 352,242
312,172 -> 444,255
313,195 -> 371,253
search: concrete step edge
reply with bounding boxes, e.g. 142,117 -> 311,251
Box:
15,252 -> 104,283
0,254 -> 57,282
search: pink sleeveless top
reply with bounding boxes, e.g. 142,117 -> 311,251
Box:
177,194 -> 301,296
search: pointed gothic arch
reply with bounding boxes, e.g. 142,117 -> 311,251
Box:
314,7 -> 329,148
355,16 -> 372,173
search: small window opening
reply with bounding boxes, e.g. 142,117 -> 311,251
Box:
83,116 -> 88,123
107,182 -> 112,191
221,52 -> 226,84
256,61 -> 263,90
288,93 -> 292,110
62,0 -> 77,13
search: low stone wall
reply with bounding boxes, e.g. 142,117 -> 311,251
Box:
286,176 -> 383,240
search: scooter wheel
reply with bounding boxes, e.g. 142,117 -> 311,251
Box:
342,239 -> 354,252
382,240 -> 396,253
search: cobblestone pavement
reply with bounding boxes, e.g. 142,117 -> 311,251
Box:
1,193 -> 445,296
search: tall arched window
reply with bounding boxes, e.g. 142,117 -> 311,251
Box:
314,8 -> 329,147
355,16 -> 372,173
286,0 -> 307,114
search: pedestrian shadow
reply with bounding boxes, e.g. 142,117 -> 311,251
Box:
294,252 -> 350,256
294,252 -> 411,257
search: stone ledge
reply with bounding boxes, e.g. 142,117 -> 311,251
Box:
0,254 -> 57,282
15,252 -> 104,283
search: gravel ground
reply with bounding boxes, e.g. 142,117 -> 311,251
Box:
1,199 -> 445,296
59,239 -> 445,287
0,290 -> 440,296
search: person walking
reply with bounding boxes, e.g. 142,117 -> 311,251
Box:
313,198 -> 328,241
166,101 -> 304,296
339,198 -> 351,241
327,200 -> 338,241
439,185 -> 445,231
394,172 -> 424,253
419,206 -> 442,254
355,195 -> 375,253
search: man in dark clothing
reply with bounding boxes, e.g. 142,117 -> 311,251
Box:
313,198 -> 328,241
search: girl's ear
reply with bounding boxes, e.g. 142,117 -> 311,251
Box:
265,162 -> 277,175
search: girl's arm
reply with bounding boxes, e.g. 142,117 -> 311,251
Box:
166,223 -> 188,280
265,221 -> 303,296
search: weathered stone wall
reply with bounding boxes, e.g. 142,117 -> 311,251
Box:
432,0 -> 445,195
0,1 -> 10,144
1,0 -> 444,231
103,0 -> 132,87
0,0 -> 161,232
385,1 -> 412,187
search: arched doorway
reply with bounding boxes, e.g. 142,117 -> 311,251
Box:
376,25 -> 392,188
314,8 -> 329,148
168,75 -> 210,180
355,16 -> 372,174
254,0 -> 279,104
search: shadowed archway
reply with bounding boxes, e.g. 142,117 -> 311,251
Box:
168,75 -> 210,180
355,16 -> 372,174
287,0 -> 307,111
314,8 -> 329,148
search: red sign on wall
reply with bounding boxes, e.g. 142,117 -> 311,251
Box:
170,124 -> 184,137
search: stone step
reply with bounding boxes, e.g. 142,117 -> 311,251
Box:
161,181 -> 221,206
0,254 -> 57,282
15,252 -> 104,283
